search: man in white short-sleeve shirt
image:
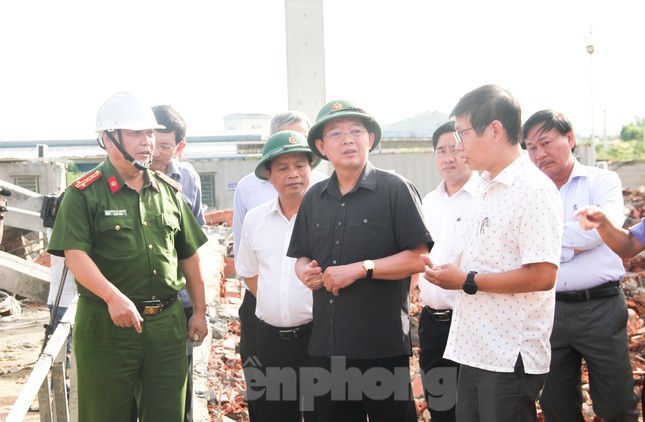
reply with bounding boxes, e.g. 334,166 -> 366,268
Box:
423,85 -> 563,421
416,121 -> 479,422
523,110 -> 639,421
236,130 -> 320,422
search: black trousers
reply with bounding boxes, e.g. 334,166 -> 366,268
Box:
418,306 -> 459,422
248,320 -> 315,422
239,291 -> 260,421
308,355 -> 417,422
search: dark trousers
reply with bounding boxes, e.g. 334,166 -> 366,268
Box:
308,355 -> 417,422
247,320 -> 315,422
456,356 -> 546,422
540,293 -> 639,421
418,306 -> 458,422
239,291 -> 260,421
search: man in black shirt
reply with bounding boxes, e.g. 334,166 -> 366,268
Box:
287,99 -> 432,422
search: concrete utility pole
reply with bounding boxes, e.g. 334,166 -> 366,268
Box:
284,0 -> 326,123
586,25 -> 596,164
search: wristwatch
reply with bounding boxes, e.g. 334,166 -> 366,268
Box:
463,271 -> 478,295
362,260 -> 375,280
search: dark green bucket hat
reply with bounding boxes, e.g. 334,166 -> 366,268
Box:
255,130 -> 321,180
307,99 -> 382,160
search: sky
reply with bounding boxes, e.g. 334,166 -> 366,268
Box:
0,0 -> 643,141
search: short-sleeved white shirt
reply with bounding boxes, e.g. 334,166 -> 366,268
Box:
418,172 -> 480,310
444,155 -> 563,374
235,198 -> 313,328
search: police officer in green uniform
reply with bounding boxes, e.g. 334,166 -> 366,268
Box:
48,92 -> 209,422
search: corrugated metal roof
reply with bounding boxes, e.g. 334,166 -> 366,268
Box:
0,134 -> 264,161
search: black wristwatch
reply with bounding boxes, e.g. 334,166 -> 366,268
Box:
362,260 -> 375,280
463,271 -> 478,295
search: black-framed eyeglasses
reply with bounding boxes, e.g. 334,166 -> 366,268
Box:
453,127 -> 474,144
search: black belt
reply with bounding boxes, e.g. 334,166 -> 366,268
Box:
136,295 -> 178,316
555,281 -> 621,303
258,320 -> 313,340
425,306 -> 453,322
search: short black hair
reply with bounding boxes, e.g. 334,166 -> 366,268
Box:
432,121 -> 455,149
522,109 -> 575,151
450,84 -> 522,145
152,105 -> 186,144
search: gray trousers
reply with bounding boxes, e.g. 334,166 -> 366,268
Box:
539,292 -> 639,421
456,355 -> 546,422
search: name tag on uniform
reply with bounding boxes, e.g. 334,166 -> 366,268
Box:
104,209 -> 127,217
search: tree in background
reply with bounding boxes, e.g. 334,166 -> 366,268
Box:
620,122 -> 644,142
603,117 -> 645,160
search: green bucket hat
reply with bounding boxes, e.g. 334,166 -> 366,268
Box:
307,99 -> 382,160
255,130 -> 321,180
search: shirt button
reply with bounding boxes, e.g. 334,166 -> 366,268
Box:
152,269 -> 157,275
335,240 -> 340,245
341,203 -> 345,207
329,299 -> 334,304
332,260 -> 336,264
115,225 -> 121,230
363,219 -> 368,223
148,244 -> 153,250
337,221 -> 342,226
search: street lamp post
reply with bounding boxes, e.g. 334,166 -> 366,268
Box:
586,27 -> 596,164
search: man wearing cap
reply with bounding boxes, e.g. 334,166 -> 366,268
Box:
48,92 -> 209,422
287,100 -> 432,421
236,130 -> 320,422
233,111 -> 327,422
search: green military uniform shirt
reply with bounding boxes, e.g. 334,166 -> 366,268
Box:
48,158 -> 208,303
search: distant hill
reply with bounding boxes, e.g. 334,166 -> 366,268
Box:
381,111 -> 450,138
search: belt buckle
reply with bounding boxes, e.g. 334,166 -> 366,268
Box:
432,310 -> 451,322
279,329 -> 298,340
141,300 -> 161,316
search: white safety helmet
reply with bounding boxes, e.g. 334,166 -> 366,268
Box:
95,92 -> 165,133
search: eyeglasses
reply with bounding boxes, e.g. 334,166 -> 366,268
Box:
435,144 -> 458,157
453,127 -> 474,144
324,127 -> 368,142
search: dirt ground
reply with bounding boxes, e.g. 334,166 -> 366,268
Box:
0,300 -> 51,421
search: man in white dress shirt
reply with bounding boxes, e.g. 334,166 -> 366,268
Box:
423,85 -> 563,421
417,121 -> 479,421
523,110 -> 639,421
235,130 -> 321,422
232,111 -> 326,421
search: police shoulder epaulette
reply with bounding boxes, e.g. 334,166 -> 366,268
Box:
155,170 -> 182,192
72,170 -> 103,191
